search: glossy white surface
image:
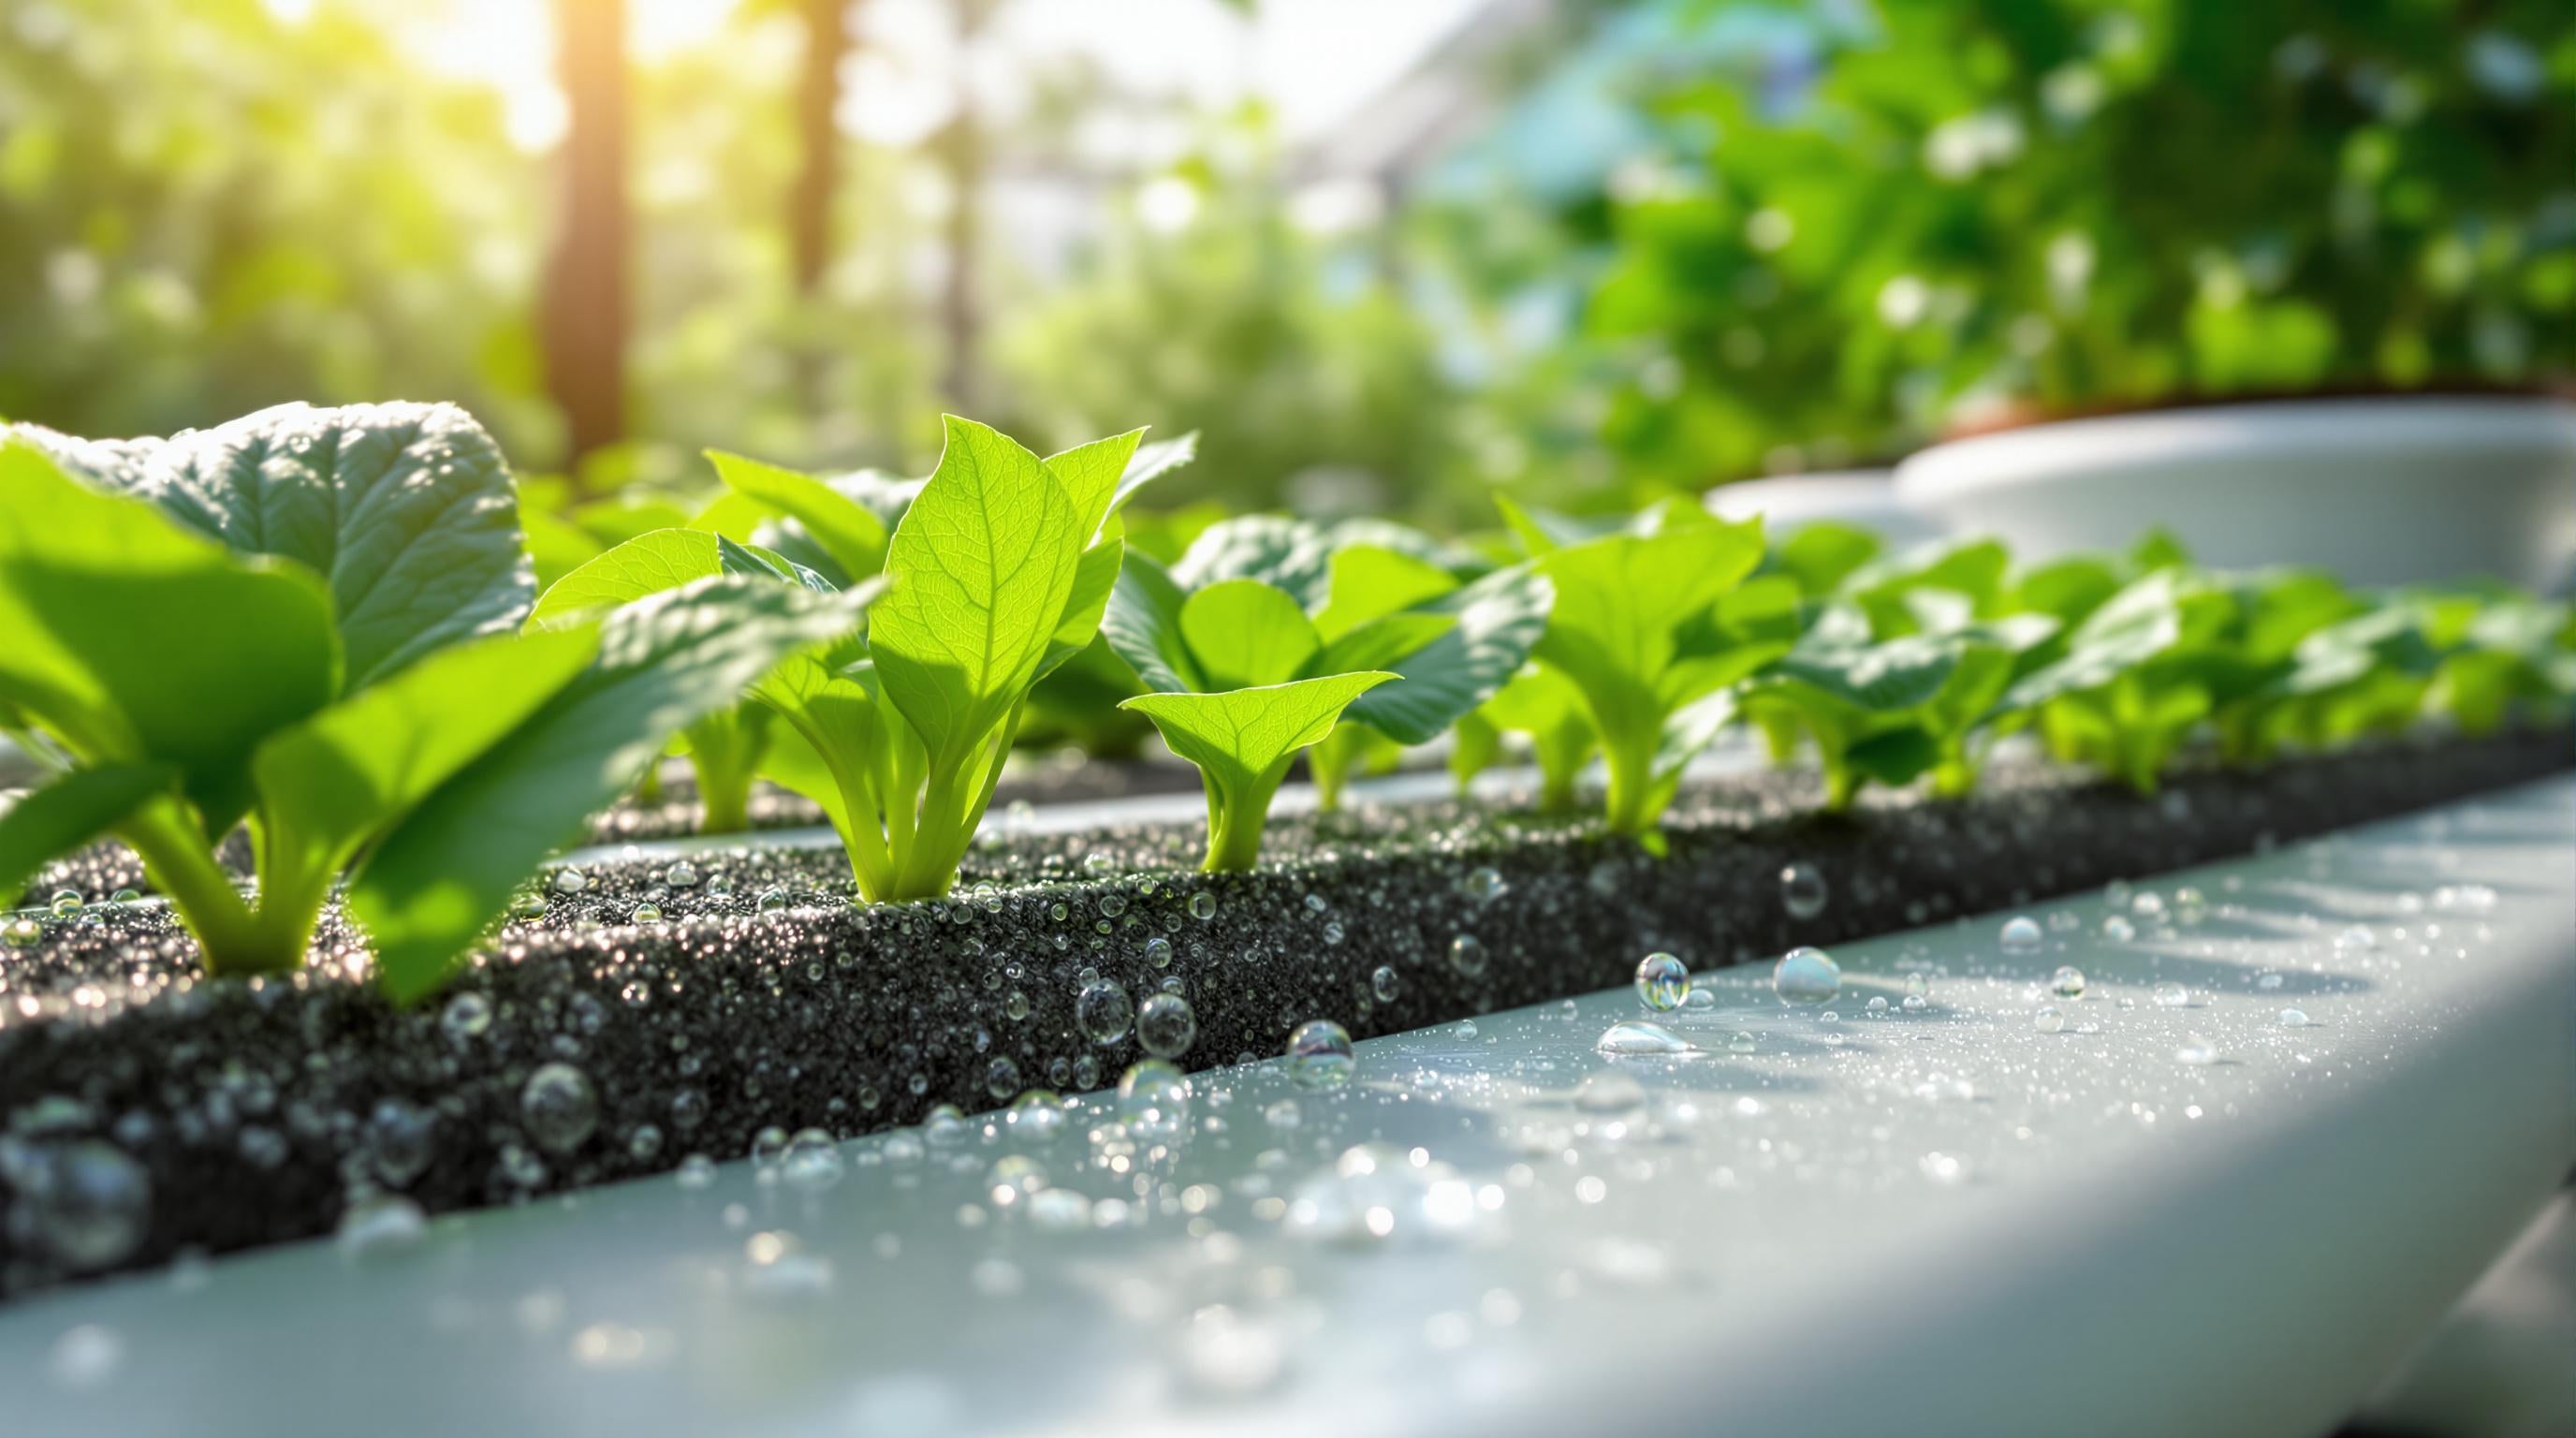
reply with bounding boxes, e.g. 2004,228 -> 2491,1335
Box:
1895,396 -> 2576,590
3,777 -> 2569,1438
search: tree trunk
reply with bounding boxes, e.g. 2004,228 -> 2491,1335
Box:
789,0 -> 848,296
938,0 -> 985,413
543,0 -> 631,470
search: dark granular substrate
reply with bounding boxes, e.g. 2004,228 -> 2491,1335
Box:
18,754 -> 1216,905
0,730 -> 2564,1298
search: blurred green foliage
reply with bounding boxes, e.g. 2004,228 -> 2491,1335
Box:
0,0 -> 549,448
1554,0 -> 2576,491
1,0 -> 2569,523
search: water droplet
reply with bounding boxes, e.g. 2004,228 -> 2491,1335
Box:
2101,915 -> 2136,942
676,1154 -> 717,1188
2255,971 -> 2285,991
1136,992 -> 1197,1059
49,890 -> 82,917
1144,935 -> 1173,968
1100,892 -> 1128,918
2174,1034 -> 2218,1065
664,860 -> 700,888
1772,946 -> 1840,1005
1286,1020 -> 1356,1090
2153,982 -> 2190,1008
1003,990 -> 1030,1022
2335,924 -> 2376,951
552,868 -> 588,895
22,1141 -> 149,1269
1633,952 -> 1690,1011
1370,965 -> 1401,1004
49,1324 -> 122,1389
752,1126 -> 792,1167
2131,892 -> 2166,920
1574,1070 -> 1647,1111
110,888 -> 141,904
2172,887 -> 2207,925
757,888 -> 789,917
985,1055 -> 1022,1101
2033,1006 -> 2066,1034
782,1128 -> 844,1188
1461,867 -> 1507,902
1727,1031 -> 1758,1054
336,1193 -> 427,1257
1595,1020 -> 1694,1055
1188,892 -> 1218,921
1779,862 -> 1827,920
627,1124 -> 664,1162
1905,973 -> 1931,999
1447,934 -> 1489,978
631,902 -> 663,924
367,1099 -> 436,1187
520,1064 -> 598,1154
4,915 -> 45,948
1027,1187 -> 1092,1231
1901,993 -> 1928,1012
1119,1060 -> 1192,1139
510,893 -> 549,920
921,1108 -> 967,1146
2277,1007 -> 2311,1029
1919,1152 -> 1969,1185
440,991 -> 491,1044
2050,965 -> 2086,999
1076,978 -> 1134,1045
1999,916 -> 2044,953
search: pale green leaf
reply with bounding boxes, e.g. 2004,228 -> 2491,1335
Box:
1180,580 -> 1321,689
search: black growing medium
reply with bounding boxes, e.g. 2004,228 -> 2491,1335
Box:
0,731 -> 2565,1298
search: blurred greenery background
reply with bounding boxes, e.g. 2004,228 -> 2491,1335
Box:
1,0 -> 2569,529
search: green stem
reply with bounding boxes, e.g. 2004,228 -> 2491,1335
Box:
1203,761 -> 1289,872
1310,727 -> 1356,814
696,765 -> 752,834
119,807 -> 304,976
1821,760 -> 1859,813
1602,730 -> 1659,836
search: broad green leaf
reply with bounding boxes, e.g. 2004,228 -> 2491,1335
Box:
20,402 -> 534,692
1181,580 -> 1321,689
1342,563 -> 1555,745
1313,545 -> 1458,641
1772,633 -> 1966,712
1768,521 -> 1881,596
1174,515 -> 1341,608
0,763 -> 177,904
716,535 -> 836,593
1111,432 -> 1199,516
1847,727 -> 1942,786
1042,429 -> 1146,540
1314,612 -> 1456,678
527,529 -> 724,628
2006,570 -> 2187,709
1533,518 -> 1765,739
1038,536 -> 1127,682
1122,672 -> 1396,793
1101,552 -> 1204,693
869,418 -> 1084,768
1495,495 -> 1624,556
353,577 -> 874,1000
707,450 -> 890,581
254,625 -> 600,870
0,442 -> 341,829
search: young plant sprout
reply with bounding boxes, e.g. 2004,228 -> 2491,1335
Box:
1514,505 -> 1790,839
0,411 -> 867,999
535,417 -> 1169,902
1106,516 -> 1549,814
